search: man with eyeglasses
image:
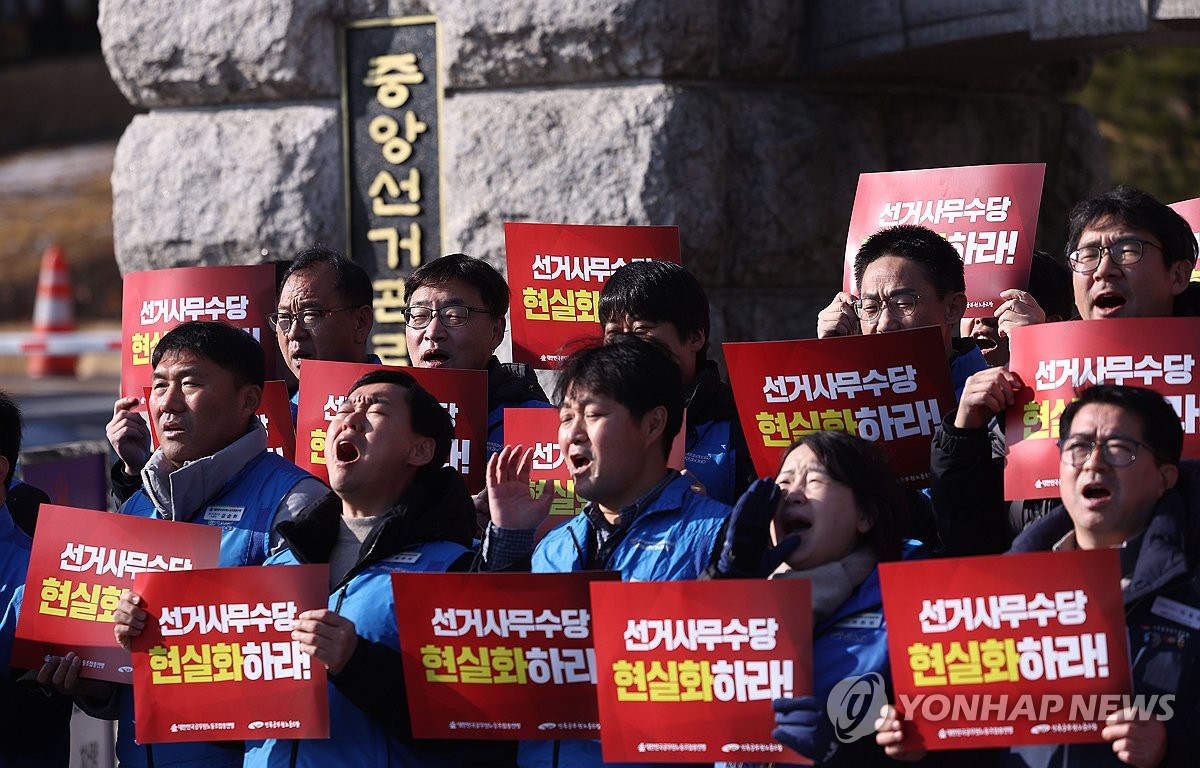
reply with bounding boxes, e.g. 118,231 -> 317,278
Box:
403,254 -> 551,457
105,247 -> 379,504
878,384 -> 1200,767
1066,185 -> 1200,321
271,247 -> 379,416
816,223 -> 989,399
933,187 -> 1200,556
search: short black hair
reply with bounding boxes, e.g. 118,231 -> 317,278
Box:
347,369 -> 453,475
553,334 -> 683,458
598,260 -> 710,363
0,391 -> 21,487
1066,186 -> 1198,269
152,321 -> 266,389
854,224 -> 965,298
783,431 -> 905,563
404,254 -> 510,315
1058,384 -> 1183,466
1028,249 -> 1074,321
283,246 -> 373,307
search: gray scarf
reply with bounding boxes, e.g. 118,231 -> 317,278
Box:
769,546 -> 878,623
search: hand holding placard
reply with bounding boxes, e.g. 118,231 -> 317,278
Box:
292,609 -> 358,675
106,396 -> 151,476
995,288 -> 1046,338
954,367 -> 1024,430
816,291 -> 861,339
113,590 -> 147,651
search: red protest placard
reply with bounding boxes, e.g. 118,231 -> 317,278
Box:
294,359 -> 488,493
724,327 -> 954,487
844,164 -> 1045,318
1168,197 -> 1200,283
504,222 -> 681,369
121,265 -> 278,401
259,380 -> 297,462
879,549 -> 1131,750
131,564 -> 329,743
1004,318 -> 1200,500
590,579 -> 812,764
144,380 -> 296,463
11,505 -> 221,683
394,571 -> 618,740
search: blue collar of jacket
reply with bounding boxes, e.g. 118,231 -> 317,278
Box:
582,470 -> 679,534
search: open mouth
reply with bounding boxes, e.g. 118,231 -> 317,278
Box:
1081,481 -> 1112,503
972,332 -> 999,354
335,439 -> 361,464
775,513 -> 812,539
568,452 -> 592,476
420,350 -> 451,366
1093,292 -> 1126,312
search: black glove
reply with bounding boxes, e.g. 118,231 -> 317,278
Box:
772,695 -> 837,762
715,478 -> 798,578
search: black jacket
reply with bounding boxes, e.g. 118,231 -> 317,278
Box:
1000,464 -> 1200,768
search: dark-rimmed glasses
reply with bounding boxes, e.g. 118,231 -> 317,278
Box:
402,305 -> 493,329
1058,436 -> 1146,468
853,294 -> 921,324
267,307 -> 359,334
1067,238 -> 1161,273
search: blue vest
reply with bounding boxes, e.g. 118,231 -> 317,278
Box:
115,451 -> 312,768
245,539 -> 471,768
123,452 -> 311,569
684,418 -> 736,505
522,476 -> 730,768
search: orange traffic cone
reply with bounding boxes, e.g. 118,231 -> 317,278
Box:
27,243 -> 77,378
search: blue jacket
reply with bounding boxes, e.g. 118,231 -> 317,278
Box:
123,452 -> 312,569
531,474 -> 730,580
245,467 -> 503,767
808,542 -> 930,767
950,339 -> 989,401
521,474 -> 731,767
112,450 -> 314,768
682,362 -> 754,506
0,503 -> 31,680
2,504 -> 71,768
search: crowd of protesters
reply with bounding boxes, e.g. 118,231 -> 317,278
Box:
0,183 -> 1198,768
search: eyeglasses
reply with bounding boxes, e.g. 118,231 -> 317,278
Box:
1067,238 -> 1160,273
853,294 -> 921,324
1057,436 -> 1147,468
267,307 -> 358,333
402,305 -> 493,329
